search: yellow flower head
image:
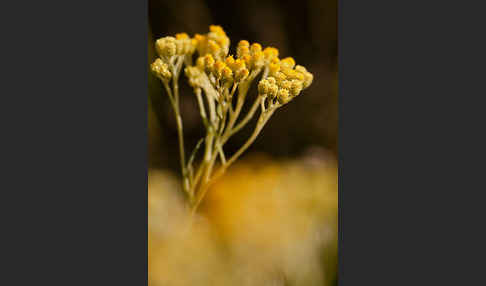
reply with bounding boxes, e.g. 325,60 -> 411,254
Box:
280,57 -> 296,69
208,40 -> 221,54
151,58 -> 171,80
184,38 -> 196,54
251,51 -> 265,69
269,59 -> 280,74
238,40 -> 250,47
209,25 -> 225,35
196,57 -> 205,70
281,67 -> 304,81
277,88 -> 290,104
155,36 -> 176,58
194,26 -> 230,60
185,66 -> 203,88
268,83 -> 279,98
250,43 -> 262,54
235,68 -> 249,82
222,66 -> 233,81
295,65 -> 313,88
175,33 -> 189,40
267,76 -> 277,86
212,60 -> 226,77
157,34 -> 195,57
303,71 -> 313,88
242,54 -> 252,66
263,47 -> 279,61
280,80 -> 292,90
290,80 -> 303,96
204,54 -> 215,70
176,40 -> 184,55
274,71 -> 287,82
231,58 -> 246,72
225,55 -> 235,67
237,45 -> 250,59
258,79 -> 270,95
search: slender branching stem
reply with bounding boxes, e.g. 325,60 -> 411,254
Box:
195,88 -> 208,128
165,60 -> 190,197
190,107 -> 276,214
222,96 -> 263,144
226,108 -> 275,167
226,82 -> 249,131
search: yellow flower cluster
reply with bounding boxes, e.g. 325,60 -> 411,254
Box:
184,65 -> 204,88
151,25 -> 313,105
258,58 -> 313,104
151,33 -> 198,80
155,34 -> 196,59
193,25 -> 230,60
187,31 -> 282,88
235,40 -> 265,70
151,58 -> 172,80
192,54 -> 249,84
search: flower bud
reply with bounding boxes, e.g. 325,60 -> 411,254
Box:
237,45 -> 250,59
155,37 -> 176,58
213,60 -> 226,77
225,55 -> 235,67
235,68 -> 249,82
258,79 -> 269,94
196,57 -> 205,70
151,58 -> 171,80
280,57 -> 296,69
263,47 -> 279,61
303,71 -> 313,88
268,83 -> 279,98
280,80 -> 292,90
290,80 -> 303,96
252,51 -> 264,69
238,40 -> 250,47
277,88 -> 290,104
267,77 -> 277,85
204,54 -> 215,70
250,43 -> 262,54
222,67 -> 233,81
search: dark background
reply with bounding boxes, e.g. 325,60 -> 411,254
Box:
148,0 -> 337,170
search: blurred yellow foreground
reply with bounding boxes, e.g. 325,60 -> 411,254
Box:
149,155 -> 338,286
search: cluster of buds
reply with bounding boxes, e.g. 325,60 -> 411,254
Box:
150,26 -> 315,212
191,54 -> 250,85
193,25 -> 230,61
235,40 -> 266,70
151,25 -> 313,109
155,34 -> 196,59
258,56 -> 313,105
151,58 -> 172,81
186,26 -> 284,89
151,33 -> 197,82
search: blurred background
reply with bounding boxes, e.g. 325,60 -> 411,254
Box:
148,0 -> 337,285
